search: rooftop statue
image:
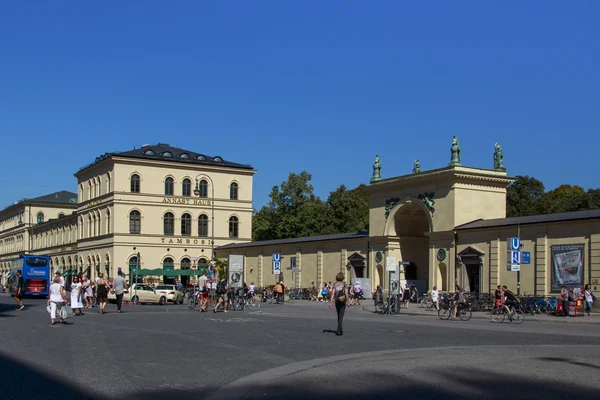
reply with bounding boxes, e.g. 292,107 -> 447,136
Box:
370,155 -> 382,183
449,136 -> 461,166
413,159 -> 421,174
493,142 -> 506,171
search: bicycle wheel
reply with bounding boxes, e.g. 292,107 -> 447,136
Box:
375,302 -> 386,314
187,297 -> 196,309
438,306 -> 451,320
491,309 -> 502,323
511,310 -> 525,324
459,307 -> 472,321
246,298 -> 261,311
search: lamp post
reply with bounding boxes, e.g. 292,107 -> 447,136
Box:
194,176 -> 215,265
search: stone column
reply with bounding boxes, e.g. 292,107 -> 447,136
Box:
295,251 -> 301,288
590,234 -> 600,289
490,239 -> 500,291
340,249 -> 347,274
317,250 -> 323,287
257,254 -> 263,287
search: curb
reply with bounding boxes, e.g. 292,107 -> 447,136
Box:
360,307 -> 600,325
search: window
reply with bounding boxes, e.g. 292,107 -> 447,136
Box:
179,153 -> 190,159
163,257 -> 175,284
162,151 -> 173,157
196,155 -> 206,161
129,210 -> 141,234
163,212 -> 174,236
197,214 -> 208,237
165,177 -> 174,196
182,178 -> 191,197
230,182 -> 239,200
130,174 -> 140,193
213,156 -> 223,162
198,179 -> 208,198
181,213 -> 191,236
228,216 -> 239,238
36,212 -> 44,224
181,258 -> 191,270
144,150 -> 155,156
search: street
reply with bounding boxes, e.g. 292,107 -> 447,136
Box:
1,294 -> 599,400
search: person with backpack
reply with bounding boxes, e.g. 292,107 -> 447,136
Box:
329,272 -> 349,336
213,277 -> 228,313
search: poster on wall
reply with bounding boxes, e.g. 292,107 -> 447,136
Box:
228,255 -> 244,289
551,244 -> 585,291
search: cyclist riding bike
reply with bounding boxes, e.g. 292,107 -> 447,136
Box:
502,285 -> 519,314
451,284 -> 467,319
274,282 -> 284,303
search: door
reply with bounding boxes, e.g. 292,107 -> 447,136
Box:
466,263 -> 481,293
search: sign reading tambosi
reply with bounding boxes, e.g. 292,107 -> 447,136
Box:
162,197 -> 211,206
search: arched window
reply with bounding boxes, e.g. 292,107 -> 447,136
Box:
182,178 -> 191,197
163,257 -> 175,284
130,174 -> 140,193
181,213 -> 191,236
36,212 -> 44,224
129,210 -> 141,234
228,216 -> 239,238
180,258 -> 191,270
164,177 -> 174,196
164,212 -> 174,236
198,179 -> 208,198
198,214 -> 208,237
230,182 -> 239,200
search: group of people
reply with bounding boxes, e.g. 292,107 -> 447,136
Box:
560,284 -> 595,316
47,270 -> 129,324
310,281 -> 364,305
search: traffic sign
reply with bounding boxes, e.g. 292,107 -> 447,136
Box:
510,250 -> 521,264
522,252 -> 531,264
272,253 -> 281,261
510,264 -> 521,272
508,237 -> 520,251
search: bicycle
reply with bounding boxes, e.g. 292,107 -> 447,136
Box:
377,294 -> 401,315
245,292 -> 260,311
438,300 -> 472,321
490,303 -> 525,324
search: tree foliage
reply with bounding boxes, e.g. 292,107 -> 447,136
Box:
252,172 -> 369,241
507,176 -> 600,217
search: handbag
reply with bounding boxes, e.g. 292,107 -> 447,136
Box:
60,304 -> 72,319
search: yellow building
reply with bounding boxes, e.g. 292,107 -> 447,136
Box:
217,153 -> 600,296
0,143 -> 256,285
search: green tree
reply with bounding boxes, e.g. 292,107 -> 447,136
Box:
213,258 -> 228,280
506,176 -> 545,217
542,184 -> 589,214
326,184 -> 369,233
586,188 -> 600,209
252,171 -> 332,240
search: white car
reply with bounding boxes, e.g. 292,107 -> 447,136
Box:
107,284 -> 168,305
154,284 -> 184,304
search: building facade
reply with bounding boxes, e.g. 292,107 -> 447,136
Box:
217,148 -> 600,296
0,143 -> 256,285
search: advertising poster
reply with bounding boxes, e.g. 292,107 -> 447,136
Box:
551,244 -> 585,291
228,254 -> 244,289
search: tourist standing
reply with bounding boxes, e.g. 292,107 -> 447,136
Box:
329,272 -> 348,336
198,271 -> 208,312
431,285 -> 439,310
96,273 -> 109,314
83,275 -> 93,308
113,270 -> 128,313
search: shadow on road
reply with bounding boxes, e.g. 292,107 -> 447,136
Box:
2,348 -> 598,400
537,356 -> 600,371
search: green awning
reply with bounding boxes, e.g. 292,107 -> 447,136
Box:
62,270 -> 71,277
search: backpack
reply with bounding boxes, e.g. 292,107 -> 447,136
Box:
216,281 -> 226,295
335,285 -> 346,304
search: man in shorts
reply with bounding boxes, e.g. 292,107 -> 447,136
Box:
198,271 -> 208,312
14,270 -> 25,310
213,277 -> 228,313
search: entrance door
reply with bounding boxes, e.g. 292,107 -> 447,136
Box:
465,263 -> 481,293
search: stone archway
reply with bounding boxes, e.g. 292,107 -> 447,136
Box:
387,199 -> 432,293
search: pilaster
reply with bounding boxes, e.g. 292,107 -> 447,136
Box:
535,235 -> 547,295
295,250 -> 301,288
257,254 -> 263,287
590,234 -> 600,289
490,238 -> 500,290
317,250 -> 323,286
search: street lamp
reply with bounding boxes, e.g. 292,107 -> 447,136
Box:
194,177 -> 215,265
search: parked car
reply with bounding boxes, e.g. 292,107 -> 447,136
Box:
154,284 -> 184,304
107,284 -> 167,305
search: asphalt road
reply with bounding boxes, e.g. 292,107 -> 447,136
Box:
1,294 -> 600,400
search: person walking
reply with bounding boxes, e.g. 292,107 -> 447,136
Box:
96,273 -> 109,314
13,270 -> 25,310
70,276 -> 84,316
213,277 -> 228,313
113,270 -> 128,314
198,271 -> 208,312
83,275 -> 93,308
584,284 -> 594,316
49,275 -> 67,325
329,272 -> 349,336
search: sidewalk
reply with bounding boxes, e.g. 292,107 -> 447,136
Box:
357,302 -> 600,324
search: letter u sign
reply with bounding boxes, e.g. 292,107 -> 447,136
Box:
510,238 -> 520,251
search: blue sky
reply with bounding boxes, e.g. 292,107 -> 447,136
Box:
1,2 -> 598,210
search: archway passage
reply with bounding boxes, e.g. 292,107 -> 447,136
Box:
394,202 -> 431,295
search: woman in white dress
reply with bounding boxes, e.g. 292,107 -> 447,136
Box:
83,275 -> 93,308
49,276 -> 67,325
70,276 -> 84,316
